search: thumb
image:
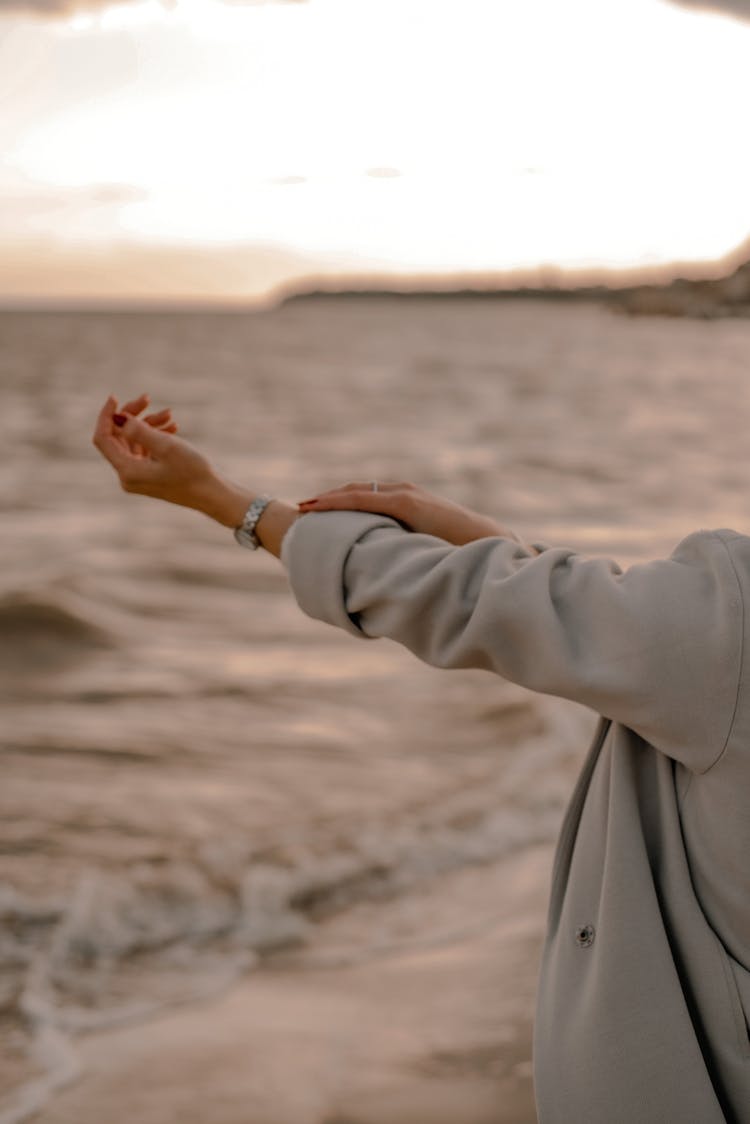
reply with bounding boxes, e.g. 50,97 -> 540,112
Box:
115,412 -> 173,456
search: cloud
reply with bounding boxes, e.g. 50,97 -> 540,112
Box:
0,0 -> 304,18
666,0 -> 750,21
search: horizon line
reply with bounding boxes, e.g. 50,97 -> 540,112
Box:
2,241 -> 749,314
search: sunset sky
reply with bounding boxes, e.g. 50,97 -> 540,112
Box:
1,0 -> 749,305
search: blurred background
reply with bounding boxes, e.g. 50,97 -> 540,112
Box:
2,1 -> 750,1122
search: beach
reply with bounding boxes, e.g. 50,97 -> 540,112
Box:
2,296 -> 749,1122
27,846 -> 552,1124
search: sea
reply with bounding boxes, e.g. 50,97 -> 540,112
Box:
2,295 -> 749,1120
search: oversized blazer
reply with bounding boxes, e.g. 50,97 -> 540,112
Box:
281,511 -> 750,1123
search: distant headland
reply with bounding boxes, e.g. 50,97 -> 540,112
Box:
275,239 -> 750,320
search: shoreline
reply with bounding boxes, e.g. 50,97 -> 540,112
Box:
22,845 -> 553,1124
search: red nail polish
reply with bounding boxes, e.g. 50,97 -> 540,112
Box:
113,413 -> 127,427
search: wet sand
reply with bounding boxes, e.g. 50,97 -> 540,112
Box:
31,846 -> 551,1124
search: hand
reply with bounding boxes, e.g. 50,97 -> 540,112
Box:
92,394 -> 229,518
297,481 -> 526,548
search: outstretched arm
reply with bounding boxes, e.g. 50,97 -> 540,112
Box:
92,395 -> 742,773
92,396 -> 530,553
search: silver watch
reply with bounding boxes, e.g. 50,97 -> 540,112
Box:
234,495 -> 272,550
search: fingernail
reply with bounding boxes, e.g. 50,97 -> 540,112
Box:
297,498 -> 318,506
113,413 -> 127,427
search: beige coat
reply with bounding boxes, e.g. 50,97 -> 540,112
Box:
281,511 -> 750,1123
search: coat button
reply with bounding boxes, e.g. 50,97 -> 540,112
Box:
575,923 -> 595,948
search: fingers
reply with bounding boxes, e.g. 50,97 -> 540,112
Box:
92,396 -> 132,474
298,481 -> 404,505
93,395 -> 168,450
297,486 -> 405,518
298,492 -> 389,513
144,407 -> 172,428
121,400 -> 176,436
93,395 -> 117,448
106,392 -> 177,434
95,394 -> 172,446
117,412 -> 174,457
120,392 -> 150,417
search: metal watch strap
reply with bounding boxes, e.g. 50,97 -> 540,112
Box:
233,495 -> 272,550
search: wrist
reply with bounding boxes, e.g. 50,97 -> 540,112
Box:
191,471 -> 255,528
189,471 -> 299,560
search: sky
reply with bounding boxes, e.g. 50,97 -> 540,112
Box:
1,0 -> 750,305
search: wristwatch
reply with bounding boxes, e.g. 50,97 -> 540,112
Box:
234,495 -> 272,550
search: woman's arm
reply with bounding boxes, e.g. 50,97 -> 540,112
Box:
283,510 -> 741,773
92,395 -> 742,773
92,396 -> 531,554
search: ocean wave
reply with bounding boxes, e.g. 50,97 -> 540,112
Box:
0,793 -> 562,1118
0,785 -> 562,1017
0,592 -> 115,672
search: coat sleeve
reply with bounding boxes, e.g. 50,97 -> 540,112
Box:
281,511 -> 743,773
